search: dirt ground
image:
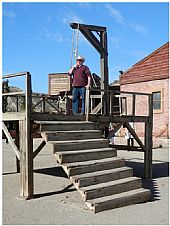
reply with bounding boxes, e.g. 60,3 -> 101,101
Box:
2,138 -> 169,225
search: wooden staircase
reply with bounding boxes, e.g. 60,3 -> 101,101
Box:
37,120 -> 151,213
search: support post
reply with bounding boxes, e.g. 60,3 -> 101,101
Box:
100,30 -> 109,115
144,94 -> 153,179
19,72 -> 33,199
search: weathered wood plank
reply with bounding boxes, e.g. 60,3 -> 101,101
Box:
110,144 -> 143,152
81,177 -> 142,200
124,122 -> 146,152
33,140 -> 46,159
91,102 -> 102,114
2,122 -> 20,160
90,188 -> 151,213
3,112 -> 26,121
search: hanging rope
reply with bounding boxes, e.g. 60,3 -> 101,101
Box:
70,23 -> 80,68
74,23 -> 80,61
70,29 -> 75,68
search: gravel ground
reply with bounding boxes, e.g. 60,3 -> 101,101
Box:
2,138 -> 169,225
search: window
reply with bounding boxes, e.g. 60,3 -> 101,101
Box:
152,91 -> 161,110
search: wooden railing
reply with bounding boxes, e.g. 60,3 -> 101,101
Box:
2,72 -> 153,199
85,87 -> 153,121
2,75 -> 70,115
2,72 -> 33,198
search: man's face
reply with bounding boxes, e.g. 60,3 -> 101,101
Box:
76,59 -> 82,66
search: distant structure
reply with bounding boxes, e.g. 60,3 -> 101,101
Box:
120,42 -> 169,138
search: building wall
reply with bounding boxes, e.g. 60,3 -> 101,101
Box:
121,78 -> 169,138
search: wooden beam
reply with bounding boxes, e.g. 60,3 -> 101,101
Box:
19,72 -> 33,199
2,71 -> 28,79
110,144 -> 143,152
125,122 -> 146,152
89,115 -> 149,123
2,91 -> 26,96
3,112 -> 26,121
33,140 -> 46,159
2,122 -> 20,160
15,121 -> 20,172
80,28 -> 103,53
91,102 -> 102,114
111,122 -> 124,135
144,94 -> 153,179
70,23 -> 106,32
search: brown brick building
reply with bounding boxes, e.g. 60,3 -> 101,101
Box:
120,42 -> 169,138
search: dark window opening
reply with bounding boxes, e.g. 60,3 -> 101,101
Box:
152,91 -> 161,110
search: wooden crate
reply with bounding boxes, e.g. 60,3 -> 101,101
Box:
48,73 -> 72,95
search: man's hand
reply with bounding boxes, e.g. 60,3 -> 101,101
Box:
85,84 -> 90,89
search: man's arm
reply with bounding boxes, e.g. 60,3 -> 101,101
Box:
68,65 -> 76,76
86,76 -> 91,88
84,66 -> 91,88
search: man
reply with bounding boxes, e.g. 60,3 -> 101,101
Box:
68,56 -> 91,115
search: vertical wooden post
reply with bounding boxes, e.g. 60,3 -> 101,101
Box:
16,96 -> 19,112
42,94 -> 45,113
85,87 -> 90,121
132,93 -> 136,116
19,72 -> 33,199
65,95 -> 70,115
109,92 -> 114,116
100,30 -> 108,115
144,94 -> 153,179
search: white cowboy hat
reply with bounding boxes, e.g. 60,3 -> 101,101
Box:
76,56 -> 85,62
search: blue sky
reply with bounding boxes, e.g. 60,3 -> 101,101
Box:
2,2 -> 169,93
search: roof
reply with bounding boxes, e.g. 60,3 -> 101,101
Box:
120,42 -> 169,85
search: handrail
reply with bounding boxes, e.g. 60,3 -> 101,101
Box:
89,87 -> 151,96
2,92 -> 26,96
2,72 -> 32,114
2,71 -> 29,79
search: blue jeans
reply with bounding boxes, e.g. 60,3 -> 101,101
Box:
72,87 -> 86,114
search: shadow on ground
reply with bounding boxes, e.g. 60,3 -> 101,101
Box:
125,159 -> 169,201
34,166 -> 68,178
32,166 -> 76,199
3,159 -> 169,201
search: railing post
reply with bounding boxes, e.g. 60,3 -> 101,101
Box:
85,87 -> 90,121
109,91 -> 114,117
16,96 -> 19,112
42,94 -> 45,113
65,95 -> 70,115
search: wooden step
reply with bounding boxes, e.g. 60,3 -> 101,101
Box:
54,147 -> 117,164
86,188 -> 151,213
41,130 -> 101,142
79,177 -> 142,200
62,157 -> 125,176
71,166 -> 133,188
36,121 -> 97,132
52,138 -> 109,152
